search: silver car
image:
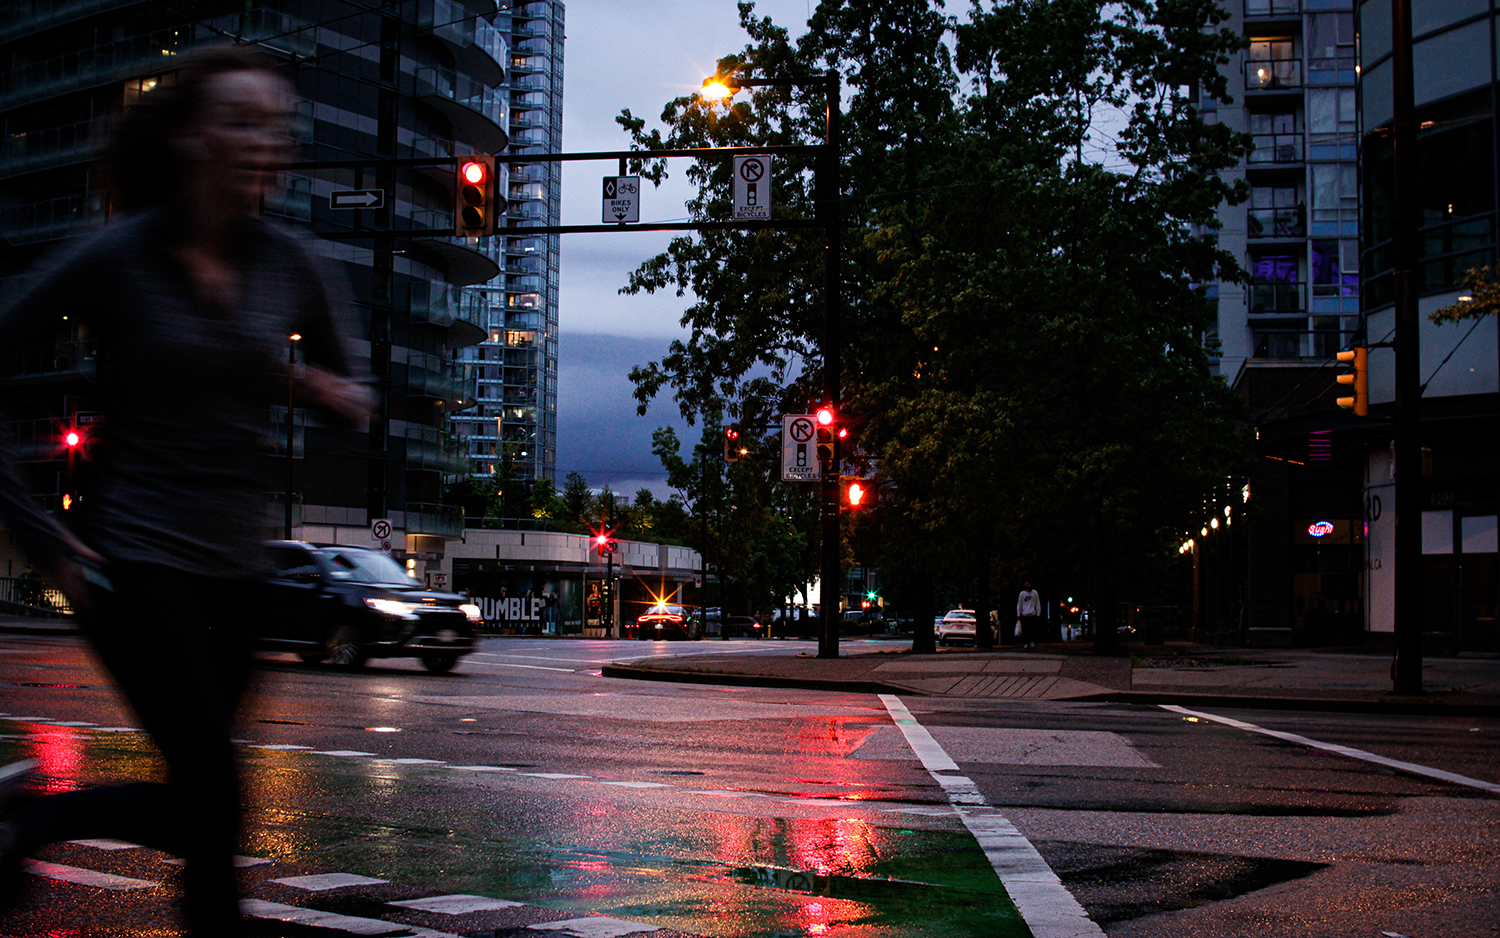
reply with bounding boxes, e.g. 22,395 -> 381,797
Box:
936,609 -> 978,646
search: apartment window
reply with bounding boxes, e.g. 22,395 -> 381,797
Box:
1249,111 -> 1301,163
1249,186 -> 1304,238
1307,88 -> 1356,136
1247,38 -> 1300,90
1307,13 -> 1355,71
1311,240 -> 1359,297
1311,163 -> 1358,224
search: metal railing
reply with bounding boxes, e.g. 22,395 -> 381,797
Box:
0,191 -> 107,245
405,424 -> 468,474
0,116 -> 112,178
1245,58 -> 1302,91
1248,206 -> 1305,238
1248,281 -> 1306,314
1248,133 -> 1303,164
1,340 -> 96,381
1252,329 -> 1347,360
0,575 -> 71,616
404,502 -> 464,538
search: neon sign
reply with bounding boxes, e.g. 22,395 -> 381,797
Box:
1307,520 -> 1335,538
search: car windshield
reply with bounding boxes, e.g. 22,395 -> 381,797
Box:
316,548 -> 422,586
643,605 -> 686,619
944,610 -> 976,621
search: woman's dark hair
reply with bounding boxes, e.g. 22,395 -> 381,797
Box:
110,45 -> 285,213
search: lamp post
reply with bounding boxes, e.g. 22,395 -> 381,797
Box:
701,71 -> 842,659
285,333 -> 301,540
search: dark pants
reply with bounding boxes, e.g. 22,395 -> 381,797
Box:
12,563 -> 256,935
1019,614 -> 1043,643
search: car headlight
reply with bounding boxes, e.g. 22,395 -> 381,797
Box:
459,603 -> 483,624
364,598 -> 423,619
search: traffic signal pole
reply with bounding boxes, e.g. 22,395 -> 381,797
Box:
1390,0 -> 1424,694
818,72 -> 842,661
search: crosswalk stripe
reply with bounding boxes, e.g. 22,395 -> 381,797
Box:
272,872 -> 389,891
24,859 -> 158,890
241,898 -> 463,937
388,894 -> 526,914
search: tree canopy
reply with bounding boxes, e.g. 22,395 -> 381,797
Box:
619,0 -> 1252,635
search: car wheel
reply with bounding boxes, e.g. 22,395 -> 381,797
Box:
324,623 -> 367,668
421,652 -> 458,674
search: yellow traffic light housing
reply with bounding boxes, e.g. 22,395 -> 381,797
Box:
1335,347 -> 1368,416
723,425 -> 745,462
455,156 -> 498,239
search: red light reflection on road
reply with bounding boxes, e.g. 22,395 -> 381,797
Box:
27,723 -> 84,794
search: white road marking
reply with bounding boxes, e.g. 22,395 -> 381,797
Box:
164,855 -> 271,868
1161,705 -> 1500,795
309,750 -> 379,757
379,757 -> 446,765
881,694 -> 1105,938
448,764 -> 516,772
242,899 -> 463,937
24,859 -> 158,890
463,661 -> 579,672
252,744 -> 314,751
528,917 -> 661,936
272,872 -> 389,890
69,839 -> 137,850
389,893 -> 526,913
520,772 -> 593,779
598,781 -> 672,789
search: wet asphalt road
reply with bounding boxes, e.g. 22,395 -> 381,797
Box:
0,633 -> 1497,937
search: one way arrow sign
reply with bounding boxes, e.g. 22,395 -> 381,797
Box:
330,189 -> 385,209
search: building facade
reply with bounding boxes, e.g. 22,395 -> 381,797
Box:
1196,0 -> 1368,647
0,0 -> 530,572
449,0 -> 563,489
1357,0 -> 1499,654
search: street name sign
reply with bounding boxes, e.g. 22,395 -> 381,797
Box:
330,189 -> 385,209
602,175 -> 640,223
732,155 -> 771,221
781,414 -> 819,481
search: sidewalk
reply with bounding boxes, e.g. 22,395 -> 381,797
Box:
602,642 -> 1500,716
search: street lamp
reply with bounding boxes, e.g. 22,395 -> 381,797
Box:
285,333 -> 301,540
700,70 -> 843,659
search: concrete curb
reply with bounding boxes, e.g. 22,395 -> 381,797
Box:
602,663 -> 1500,717
0,619 -> 78,636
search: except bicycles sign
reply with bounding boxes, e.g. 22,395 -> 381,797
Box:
733,154 -> 772,220
781,414 -> 819,481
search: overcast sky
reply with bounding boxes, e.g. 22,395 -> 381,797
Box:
553,0 -> 813,499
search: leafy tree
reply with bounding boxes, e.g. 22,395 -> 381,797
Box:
621,0 -> 1251,645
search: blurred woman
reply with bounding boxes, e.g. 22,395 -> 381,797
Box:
0,46 -> 369,935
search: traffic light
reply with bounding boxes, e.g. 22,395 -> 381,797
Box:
723,425 -> 743,462
842,476 -> 873,509
815,406 -> 841,470
455,156 -> 498,238
64,429 -> 81,449
1335,347 -> 1368,416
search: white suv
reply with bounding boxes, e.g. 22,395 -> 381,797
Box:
936,609 -> 978,646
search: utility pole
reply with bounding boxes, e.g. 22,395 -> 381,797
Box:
818,71 -> 843,660
1390,0 -> 1424,694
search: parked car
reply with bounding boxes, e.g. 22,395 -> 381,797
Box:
937,609 -> 979,646
629,603 -> 700,640
721,615 -> 763,639
261,541 -> 480,672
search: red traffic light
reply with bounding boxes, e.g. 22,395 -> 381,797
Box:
594,533 -> 608,547
461,160 -> 487,185
815,406 -> 835,426
64,429 -> 81,448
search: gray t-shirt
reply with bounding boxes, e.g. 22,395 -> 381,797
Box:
0,210 -> 358,579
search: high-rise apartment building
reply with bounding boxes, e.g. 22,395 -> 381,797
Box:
1194,0 -> 1365,647
0,0 -> 524,569
451,0 -> 563,487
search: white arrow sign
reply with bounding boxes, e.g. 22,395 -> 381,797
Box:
330,189 -> 385,209
733,155 -> 771,221
602,176 -> 640,223
781,414 -> 819,481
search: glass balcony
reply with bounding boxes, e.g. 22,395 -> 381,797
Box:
1248,281 -> 1306,313
0,340 -> 96,382
0,0 -> 142,45
1248,133 -> 1303,164
406,425 -> 468,475
415,65 -> 510,142
1245,0 -> 1299,14
0,116 -> 112,179
406,352 -> 478,410
408,282 -> 464,328
404,502 -> 464,538
0,191 -> 107,245
1252,330 -> 1345,360
1245,58 -> 1302,91
1248,206 -> 1305,238
0,12 -> 312,112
